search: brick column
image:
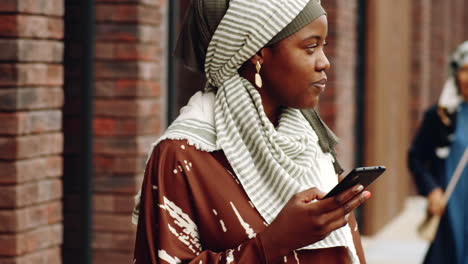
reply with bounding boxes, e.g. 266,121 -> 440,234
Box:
92,1 -> 165,263
0,0 -> 64,264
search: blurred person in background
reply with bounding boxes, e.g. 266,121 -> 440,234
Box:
131,0 -> 371,263
408,40 -> 468,264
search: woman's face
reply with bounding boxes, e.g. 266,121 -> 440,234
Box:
457,64 -> 468,101
259,15 -> 330,109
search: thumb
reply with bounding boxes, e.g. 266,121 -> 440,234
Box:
297,187 -> 326,203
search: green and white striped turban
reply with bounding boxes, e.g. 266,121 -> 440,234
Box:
205,0 -> 324,87
175,0 -> 325,74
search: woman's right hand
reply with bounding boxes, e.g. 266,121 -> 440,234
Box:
259,186 -> 371,263
427,187 -> 445,216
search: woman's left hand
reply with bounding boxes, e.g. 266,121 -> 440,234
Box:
427,187 -> 445,216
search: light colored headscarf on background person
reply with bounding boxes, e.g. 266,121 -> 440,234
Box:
136,0 -> 358,261
439,41 -> 468,114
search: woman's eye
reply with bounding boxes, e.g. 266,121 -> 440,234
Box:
306,44 -> 318,52
306,41 -> 327,53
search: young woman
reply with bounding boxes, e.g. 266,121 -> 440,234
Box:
133,0 -> 370,263
408,40 -> 468,264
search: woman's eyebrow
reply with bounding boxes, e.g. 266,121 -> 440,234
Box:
302,35 -> 322,42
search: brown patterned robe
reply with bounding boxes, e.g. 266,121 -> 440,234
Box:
133,139 -> 358,263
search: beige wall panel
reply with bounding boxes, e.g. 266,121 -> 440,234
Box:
362,0 -> 412,235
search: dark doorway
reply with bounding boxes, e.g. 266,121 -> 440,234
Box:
62,0 -> 94,263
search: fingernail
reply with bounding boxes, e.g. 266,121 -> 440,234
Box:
355,185 -> 364,193
363,191 -> 372,199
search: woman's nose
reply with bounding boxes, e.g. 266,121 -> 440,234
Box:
316,50 -> 330,72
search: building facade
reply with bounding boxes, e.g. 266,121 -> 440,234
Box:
0,0 -> 467,263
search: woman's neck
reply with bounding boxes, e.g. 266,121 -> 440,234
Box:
257,88 -> 283,127
238,65 -> 282,126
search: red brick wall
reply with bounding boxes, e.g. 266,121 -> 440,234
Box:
0,0 -> 64,263
92,0 -> 165,263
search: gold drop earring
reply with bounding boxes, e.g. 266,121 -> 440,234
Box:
255,61 -> 263,88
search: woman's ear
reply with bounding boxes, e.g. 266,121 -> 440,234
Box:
249,49 -> 266,65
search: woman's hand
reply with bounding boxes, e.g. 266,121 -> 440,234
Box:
259,185 -> 371,262
427,187 -> 445,216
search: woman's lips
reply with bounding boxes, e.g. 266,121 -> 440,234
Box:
312,78 -> 327,92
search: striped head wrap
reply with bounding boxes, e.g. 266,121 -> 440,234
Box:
174,0 -> 325,73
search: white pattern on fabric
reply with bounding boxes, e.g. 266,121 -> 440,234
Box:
220,220 -> 227,232
158,249 -> 181,264
230,202 -> 256,239
293,250 -> 300,263
212,209 -> 228,232
226,249 -> 235,264
159,196 -> 202,254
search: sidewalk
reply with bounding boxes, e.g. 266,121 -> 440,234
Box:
362,196 -> 431,264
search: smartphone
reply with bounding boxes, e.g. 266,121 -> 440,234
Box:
323,166 -> 386,199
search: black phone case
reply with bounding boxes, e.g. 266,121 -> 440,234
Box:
323,166 -> 386,199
